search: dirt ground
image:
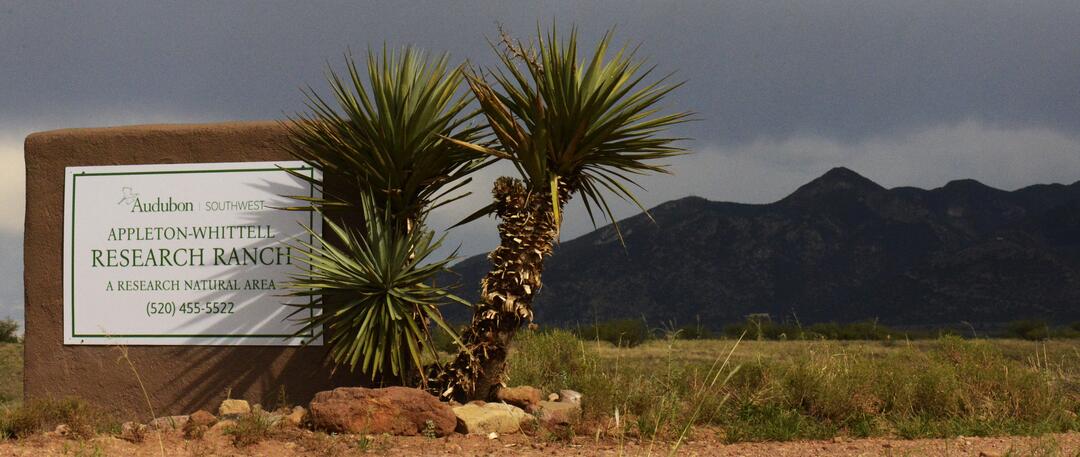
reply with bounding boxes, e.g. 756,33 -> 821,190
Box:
0,429 -> 1077,456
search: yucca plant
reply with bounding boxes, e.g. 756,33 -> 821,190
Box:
284,46 -> 488,222
438,27 -> 691,400
283,46 -> 484,385
286,193 -> 466,385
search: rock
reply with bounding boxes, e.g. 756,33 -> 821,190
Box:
452,402 -> 534,435
54,424 -> 71,436
210,419 -> 237,433
308,386 -> 456,437
149,415 -> 189,430
496,386 -> 542,412
188,410 -> 218,427
219,399 -> 251,417
536,400 -> 581,427
547,393 -> 559,402
284,406 -> 307,427
120,421 -> 148,442
184,410 -> 218,439
558,389 -> 582,405
487,431 -> 499,440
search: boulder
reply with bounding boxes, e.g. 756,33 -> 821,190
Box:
453,402 -> 534,435
184,410 -> 218,439
187,410 -> 218,427
558,389 -> 582,405
536,400 -> 581,427
495,386 -> 542,412
218,399 -> 251,417
308,386 -> 456,437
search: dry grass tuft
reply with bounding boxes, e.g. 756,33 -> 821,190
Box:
222,409 -> 279,447
0,398 -> 117,440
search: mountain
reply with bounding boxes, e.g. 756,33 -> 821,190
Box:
440,168 -> 1080,328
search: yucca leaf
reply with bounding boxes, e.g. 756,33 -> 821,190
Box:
549,175 -> 561,225
284,46 -> 490,223
451,25 -> 691,242
450,202 -> 498,229
285,192 -> 468,384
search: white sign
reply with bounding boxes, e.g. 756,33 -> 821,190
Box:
63,161 -> 322,346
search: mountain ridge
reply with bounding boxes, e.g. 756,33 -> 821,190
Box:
440,168 -> 1080,328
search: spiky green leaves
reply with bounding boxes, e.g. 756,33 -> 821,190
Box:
285,46 -> 489,222
286,193 -> 466,384
450,26 -> 692,232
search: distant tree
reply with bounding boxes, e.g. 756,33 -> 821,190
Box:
0,318 -> 18,343
574,319 -> 651,347
1006,320 -> 1051,341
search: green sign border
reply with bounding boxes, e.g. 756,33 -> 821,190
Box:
69,166 -> 317,341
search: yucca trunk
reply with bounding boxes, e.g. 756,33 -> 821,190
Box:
438,176 -> 570,401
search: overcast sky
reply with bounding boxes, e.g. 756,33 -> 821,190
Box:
2,1 -> 1080,324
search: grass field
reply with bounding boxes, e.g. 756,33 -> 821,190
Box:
508,331 -> 1080,443
2,336 -> 1078,447
0,344 -> 20,407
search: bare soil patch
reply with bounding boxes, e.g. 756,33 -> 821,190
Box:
0,430 -> 1077,456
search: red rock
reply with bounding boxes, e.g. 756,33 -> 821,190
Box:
536,400 -> 581,427
495,386 -> 542,412
308,387 -> 456,437
184,410 -> 218,439
187,410 -> 218,427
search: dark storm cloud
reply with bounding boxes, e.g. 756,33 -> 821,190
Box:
0,231 -> 21,323
2,1 -> 1080,315
1,0 -> 1078,143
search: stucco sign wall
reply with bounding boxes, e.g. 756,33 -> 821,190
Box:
62,161 -> 321,346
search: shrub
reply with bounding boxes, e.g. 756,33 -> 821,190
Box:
223,410 -> 278,447
806,321 -> 899,340
675,325 -> 712,340
573,319 -> 650,347
1006,320 -> 1051,340
0,319 -> 17,344
0,398 -> 116,439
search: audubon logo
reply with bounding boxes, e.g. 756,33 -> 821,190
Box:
117,186 -> 139,205
129,196 -> 194,213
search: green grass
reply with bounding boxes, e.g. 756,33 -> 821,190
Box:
507,330 -> 1080,443
0,343 -> 21,406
